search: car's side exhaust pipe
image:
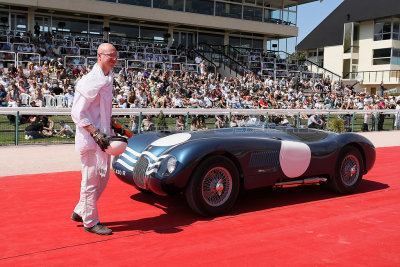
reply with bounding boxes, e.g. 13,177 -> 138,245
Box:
273,177 -> 328,189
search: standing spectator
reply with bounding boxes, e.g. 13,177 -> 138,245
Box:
141,114 -> 155,132
195,55 -> 202,65
380,81 -> 385,97
395,100 -> 400,129
190,117 -> 198,131
215,115 -> 226,128
129,115 -> 138,133
377,98 -> 386,131
70,43 -> 118,236
34,22 -> 40,37
175,115 -> 185,130
362,101 -> 372,132
199,60 -> 206,75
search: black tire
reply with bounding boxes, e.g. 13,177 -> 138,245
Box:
185,155 -> 240,217
330,146 -> 364,194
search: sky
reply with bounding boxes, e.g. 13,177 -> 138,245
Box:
297,0 -> 345,43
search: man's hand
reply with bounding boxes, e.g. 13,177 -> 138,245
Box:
91,129 -> 109,151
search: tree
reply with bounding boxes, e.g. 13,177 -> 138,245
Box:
155,110 -> 168,130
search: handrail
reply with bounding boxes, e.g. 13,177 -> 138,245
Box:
188,48 -> 218,75
198,42 -> 246,76
275,49 -> 342,80
345,70 -> 400,83
227,46 -> 342,80
2,107 -> 398,116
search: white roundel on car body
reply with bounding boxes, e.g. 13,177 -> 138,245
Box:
151,133 -> 192,147
279,141 -> 311,178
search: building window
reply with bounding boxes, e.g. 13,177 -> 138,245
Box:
264,9 -> 281,24
243,6 -> 262,22
373,48 -> 391,65
198,33 -> 224,45
118,0 -> 151,8
392,48 -> 400,65
393,19 -> 400,40
51,17 -> 88,34
215,2 -> 242,19
89,21 -> 103,35
153,0 -> 184,11
185,0 -> 214,15
109,23 -> 139,39
374,17 -> 400,41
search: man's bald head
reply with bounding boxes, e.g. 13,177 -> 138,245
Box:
97,43 -> 116,54
97,43 -> 117,75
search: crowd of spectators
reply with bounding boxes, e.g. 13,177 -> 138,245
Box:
1,30 -> 399,133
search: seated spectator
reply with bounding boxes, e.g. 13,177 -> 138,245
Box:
25,116 -> 45,140
307,114 -> 324,129
0,84 -> 7,107
55,120 -> 74,138
63,87 -> 74,107
8,84 -> 20,107
116,90 -> 127,108
35,115 -> 55,137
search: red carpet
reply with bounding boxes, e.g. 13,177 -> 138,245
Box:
1,147 -> 400,266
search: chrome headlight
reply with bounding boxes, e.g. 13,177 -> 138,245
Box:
158,155 -> 177,177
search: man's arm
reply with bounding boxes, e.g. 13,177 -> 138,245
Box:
84,124 -> 109,151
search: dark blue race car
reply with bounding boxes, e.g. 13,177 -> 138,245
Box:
112,127 -> 376,216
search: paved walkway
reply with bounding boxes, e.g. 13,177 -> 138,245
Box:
1,131 -> 399,177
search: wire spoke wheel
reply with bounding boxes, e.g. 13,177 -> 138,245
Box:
340,154 -> 360,187
201,167 -> 232,207
185,155 -> 239,216
330,146 -> 364,194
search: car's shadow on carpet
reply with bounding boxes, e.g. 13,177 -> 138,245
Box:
102,179 -> 388,234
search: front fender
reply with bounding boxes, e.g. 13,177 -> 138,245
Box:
159,137 -> 281,191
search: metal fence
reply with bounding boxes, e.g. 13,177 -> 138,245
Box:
0,107 -> 399,146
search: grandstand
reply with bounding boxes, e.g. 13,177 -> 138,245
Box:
0,0 -> 334,80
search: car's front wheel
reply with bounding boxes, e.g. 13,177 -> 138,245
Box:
185,155 -> 240,216
330,146 -> 364,194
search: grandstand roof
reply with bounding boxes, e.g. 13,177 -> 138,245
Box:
297,0 -> 400,51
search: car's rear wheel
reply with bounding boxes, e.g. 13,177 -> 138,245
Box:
330,146 -> 364,194
185,155 -> 240,217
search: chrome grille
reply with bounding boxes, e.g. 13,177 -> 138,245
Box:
133,155 -> 149,189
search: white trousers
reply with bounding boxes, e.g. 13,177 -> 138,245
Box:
74,150 -> 110,228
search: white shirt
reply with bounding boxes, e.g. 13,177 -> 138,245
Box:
61,123 -> 73,133
71,64 -> 114,152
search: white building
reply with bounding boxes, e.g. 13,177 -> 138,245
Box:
297,0 -> 400,94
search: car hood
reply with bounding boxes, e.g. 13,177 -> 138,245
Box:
128,127 -> 331,160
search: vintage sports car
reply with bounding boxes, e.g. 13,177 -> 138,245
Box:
112,127 -> 376,216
